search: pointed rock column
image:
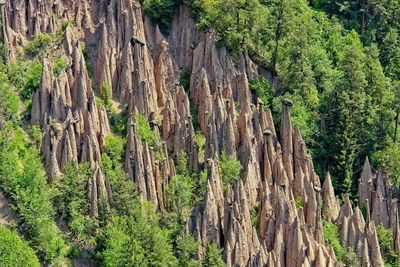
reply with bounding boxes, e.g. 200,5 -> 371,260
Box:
280,99 -> 294,183
322,172 -> 340,221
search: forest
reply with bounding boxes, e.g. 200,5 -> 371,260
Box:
0,0 -> 400,266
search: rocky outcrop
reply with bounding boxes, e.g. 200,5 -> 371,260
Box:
2,1 -> 397,266
32,27 -> 110,181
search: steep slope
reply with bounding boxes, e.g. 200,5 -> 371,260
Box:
0,1 -> 399,266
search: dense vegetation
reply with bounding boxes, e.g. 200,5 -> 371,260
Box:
0,226 -> 41,267
0,80 -> 68,264
1,0 -> 400,265
144,0 -> 400,197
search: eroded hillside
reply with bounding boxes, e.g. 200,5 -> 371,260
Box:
0,0 -> 399,266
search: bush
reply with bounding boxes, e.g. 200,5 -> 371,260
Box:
98,202 -> 178,267
104,134 -> 125,166
80,41 -> 93,77
135,114 -> 159,147
24,34 -> 52,56
203,242 -> 226,267
0,123 -> 67,263
176,235 -> 200,267
143,0 -> 176,33
220,152 -> 242,189
195,132 -> 206,163
0,226 -> 40,267
323,221 -> 344,261
8,60 -> 43,101
0,69 -> 19,124
53,58 -> 68,77
109,106 -> 128,136
166,153 -> 194,219
376,224 -> 400,266
100,83 -> 113,111
251,208 -> 258,227
54,163 -> 96,243
0,43 -> 8,64
372,140 -> 400,187
249,77 -> 274,108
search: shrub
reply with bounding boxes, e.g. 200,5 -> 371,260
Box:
295,196 -> 305,208
0,123 -> 67,263
104,134 -> 125,166
166,153 -> 194,219
176,235 -> 200,267
29,125 -> 42,148
53,58 -> 68,77
0,43 -> 8,64
249,77 -> 274,108
323,221 -> 344,261
24,34 -> 52,56
109,106 -> 128,136
203,242 -> 226,267
98,202 -> 178,267
8,60 -> 43,101
143,0 -> 176,33
0,70 -> 19,124
135,114 -> 159,147
372,140 -> 400,187
0,226 -> 40,267
100,83 -> 113,111
251,208 -> 258,228
80,41 -> 93,77
195,132 -> 206,163
376,224 -> 400,266
220,152 -> 242,188
322,221 -> 360,266
54,163 -> 96,243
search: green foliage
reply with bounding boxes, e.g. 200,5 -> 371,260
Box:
54,163 -> 96,244
323,221 -> 344,261
295,196 -> 305,209
195,132 -> 206,163
167,162 -> 194,219
0,68 -> 19,124
184,0 -> 399,198
195,0 -> 266,55
98,202 -> 178,267
376,224 -> 400,266
104,134 -> 125,166
24,34 -> 52,56
0,226 -> 40,267
0,43 -> 8,64
100,83 -> 113,111
250,207 -> 258,228
109,106 -> 128,137
180,67 -> 191,91
323,220 -> 360,265
372,140 -> 400,187
143,0 -> 176,33
53,58 -> 68,77
0,123 -> 67,263
80,41 -> 93,77
190,103 -> 201,132
250,77 -> 274,108
203,242 -> 226,267
176,235 -> 200,267
135,113 -> 159,147
29,125 -> 42,148
220,152 -> 242,189
8,60 -> 43,100
167,153 -> 194,221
